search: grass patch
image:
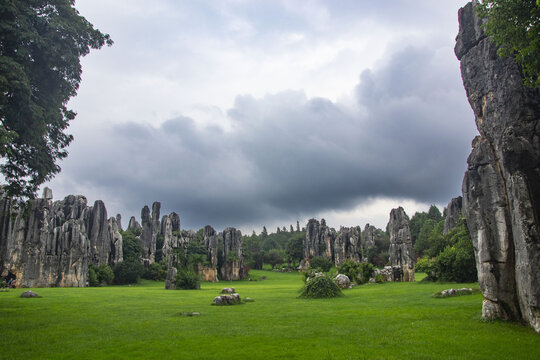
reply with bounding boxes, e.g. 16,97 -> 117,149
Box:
0,271 -> 539,359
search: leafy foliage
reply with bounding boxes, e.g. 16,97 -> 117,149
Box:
175,269 -> 199,290
477,0 -> 540,87
414,219 -> 477,283
358,262 -> 375,284
144,262 -> 167,281
298,274 -> 343,299
337,260 -> 361,283
309,256 -> 333,272
285,233 -> 304,267
114,260 -> 144,285
264,249 -> 284,269
0,0 -> 112,198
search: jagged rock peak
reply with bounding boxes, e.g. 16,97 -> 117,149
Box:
443,196 -> 463,234
387,207 -> 414,282
127,216 -> 141,232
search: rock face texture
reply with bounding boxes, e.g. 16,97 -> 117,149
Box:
443,196 -> 463,235
220,227 -> 246,281
164,225 -> 247,288
140,202 -> 160,266
334,226 -> 361,265
457,2 -> 540,332
127,216 -> 141,233
0,188 -> 123,287
303,219 -> 352,269
387,207 -> 415,282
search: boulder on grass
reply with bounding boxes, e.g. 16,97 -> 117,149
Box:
20,291 -> 40,298
221,287 -> 235,294
212,293 -> 241,305
334,274 -> 351,289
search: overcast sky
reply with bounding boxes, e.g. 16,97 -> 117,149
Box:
43,0 -> 477,234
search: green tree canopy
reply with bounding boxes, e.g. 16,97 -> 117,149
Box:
0,0 -> 112,198
477,0 -> 540,87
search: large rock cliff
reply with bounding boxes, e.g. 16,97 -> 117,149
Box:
0,188 -> 123,287
387,207 -> 415,282
457,2 -> 540,332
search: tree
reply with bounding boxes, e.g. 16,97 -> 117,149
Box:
0,1 -> 113,199
264,249 -> 284,269
285,233 -> 304,267
477,0 -> 540,87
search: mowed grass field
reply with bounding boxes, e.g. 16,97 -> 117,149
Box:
1,270 -> 539,359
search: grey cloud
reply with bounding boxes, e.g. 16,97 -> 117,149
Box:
53,44 -> 475,231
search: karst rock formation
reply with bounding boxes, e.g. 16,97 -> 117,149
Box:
301,219 -> 378,269
0,188 -> 123,287
456,2 -> 540,332
387,207 -> 415,282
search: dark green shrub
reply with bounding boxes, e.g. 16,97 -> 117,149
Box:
144,262 -> 167,281
309,256 -> 333,272
415,256 -> 437,281
88,264 -> 114,286
88,265 -> 99,287
114,260 -> 144,285
337,260 -> 361,283
299,274 -> 343,299
97,264 -> 114,285
358,262 -> 374,284
175,269 -> 200,290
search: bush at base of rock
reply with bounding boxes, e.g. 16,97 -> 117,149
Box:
299,274 -> 343,299
114,260 -> 144,285
337,260 -> 360,284
308,256 -> 333,272
358,262 -> 374,284
175,269 -> 200,290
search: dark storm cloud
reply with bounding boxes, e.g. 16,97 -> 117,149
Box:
58,44 -> 475,230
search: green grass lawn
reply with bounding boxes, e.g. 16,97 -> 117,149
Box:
1,271 -> 539,359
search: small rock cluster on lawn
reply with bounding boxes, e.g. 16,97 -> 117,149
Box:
213,287 -> 252,305
179,312 -> 200,317
436,288 -> 473,298
20,291 -> 40,298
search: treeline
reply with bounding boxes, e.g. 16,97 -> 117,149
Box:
243,224 -> 306,270
409,205 -> 476,282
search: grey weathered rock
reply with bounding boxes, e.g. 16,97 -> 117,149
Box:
0,189 -> 122,287
334,226 -> 361,266
362,224 -> 377,248
439,288 -> 473,298
165,253 -> 178,290
127,216 -> 141,233
334,274 -> 351,289
212,293 -> 241,305
115,214 -> 123,231
140,202 -> 160,266
373,266 -> 403,282
387,207 -> 415,282
42,187 -> 53,201
220,227 -> 245,281
221,287 -> 235,294
20,290 -> 40,298
108,216 -> 123,266
443,196 -> 463,234
457,1 -> 540,332
302,219 -> 336,269
85,200 -> 112,266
